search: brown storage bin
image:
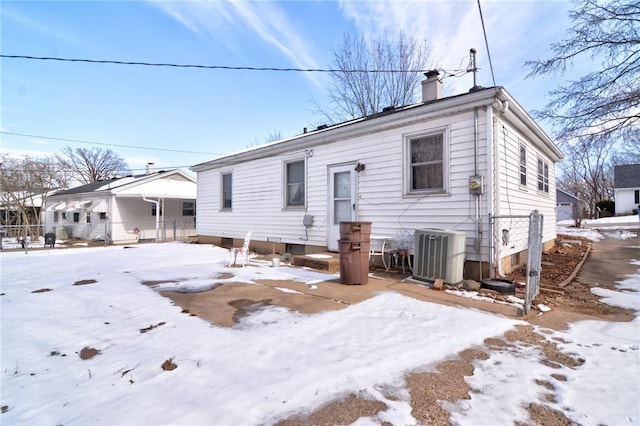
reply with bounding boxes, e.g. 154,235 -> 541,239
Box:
338,240 -> 370,285
339,221 -> 372,242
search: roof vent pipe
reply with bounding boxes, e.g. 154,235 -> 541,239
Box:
421,70 -> 442,102
146,163 -> 156,175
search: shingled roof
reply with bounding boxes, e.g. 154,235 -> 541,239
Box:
614,164 -> 640,189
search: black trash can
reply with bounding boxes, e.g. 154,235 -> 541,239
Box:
338,221 -> 371,285
44,232 -> 56,248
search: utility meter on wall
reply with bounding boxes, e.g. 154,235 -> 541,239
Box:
469,175 -> 483,195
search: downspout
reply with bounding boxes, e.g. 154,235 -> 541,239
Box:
490,97 -> 510,277
161,198 -> 166,241
486,103 -> 495,278
107,195 -> 114,246
473,107 -> 482,280
300,149 -> 313,241
143,197 -> 160,242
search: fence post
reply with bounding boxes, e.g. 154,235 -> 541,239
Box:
173,219 -> 177,241
524,210 -> 544,314
487,213 -> 493,278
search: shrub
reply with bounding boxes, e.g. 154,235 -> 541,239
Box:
596,200 -> 615,215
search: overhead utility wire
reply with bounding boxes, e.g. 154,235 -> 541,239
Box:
0,131 -> 223,156
1,54 -> 437,74
476,0 -> 497,87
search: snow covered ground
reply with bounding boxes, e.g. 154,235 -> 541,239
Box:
1,222 -> 639,425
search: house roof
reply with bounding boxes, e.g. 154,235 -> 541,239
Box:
49,169 -> 196,197
191,86 -> 563,172
556,188 -> 579,202
614,164 -> 640,188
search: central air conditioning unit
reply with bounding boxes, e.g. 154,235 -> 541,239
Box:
413,229 -> 466,284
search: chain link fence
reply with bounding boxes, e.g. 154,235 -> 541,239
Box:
489,210 -> 543,314
2,218 -> 196,250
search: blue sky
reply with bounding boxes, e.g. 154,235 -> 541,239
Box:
1,0 -> 576,175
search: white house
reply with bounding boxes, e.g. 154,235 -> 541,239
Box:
613,164 -> 640,215
44,166 -> 197,244
191,73 -> 563,278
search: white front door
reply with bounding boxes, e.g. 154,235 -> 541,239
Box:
327,163 -> 357,251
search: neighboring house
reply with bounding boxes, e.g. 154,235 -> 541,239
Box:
44,165 -> 197,244
191,72 -> 563,278
556,189 -> 580,222
613,164 -> 640,215
1,191 -> 52,226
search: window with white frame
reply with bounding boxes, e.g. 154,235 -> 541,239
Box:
537,158 -> 549,193
408,132 -> 445,193
182,201 -> 195,216
285,160 -> 305,207
222,172 -> 232,209
519,144 -> 527,186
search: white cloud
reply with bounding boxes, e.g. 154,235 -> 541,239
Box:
337,1 -> 572,104
149,0 -> 324,88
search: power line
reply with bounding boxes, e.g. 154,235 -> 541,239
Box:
0,131 -> 223,155
476,0 -> 497,87
1,54 -> 434,73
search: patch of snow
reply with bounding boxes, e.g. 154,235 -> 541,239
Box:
275,287 -> 303,294
1,242 -> 639,425
537,304 -> 552,312
603,230 -> 638,240
305,254 -> 332,259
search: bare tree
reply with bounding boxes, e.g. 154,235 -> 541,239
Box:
0,154 -> 69,237
57,146 -> 129,184
558,136 -> 615,218
610,127 -> 640,165
318,31 -> 431,122
248,130 -> 283,148
525,0 -> 640,143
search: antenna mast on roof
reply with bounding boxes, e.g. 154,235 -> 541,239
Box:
467,48 -> 482,92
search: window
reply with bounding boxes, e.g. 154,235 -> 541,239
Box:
61,212 -> 67,221
635,190 -> 639,204
285,160 -> 305,207
151,203 -> 162,217
408,132 -> 445,193
537,158 -> 549,193
73,212 -> 80,223
222,172 -> 232,209
99,212 -> 107,220
54,211 -> 59,222
182,201 -> 196,216
519,145 -> 527,186
86,212 -> 91,223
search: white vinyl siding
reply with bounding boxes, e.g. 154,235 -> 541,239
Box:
493,118 -> 557,259
193,93 -> 560,266
195,111 -> 482,253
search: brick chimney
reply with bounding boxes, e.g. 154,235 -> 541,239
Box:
421,70 -> 442,102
